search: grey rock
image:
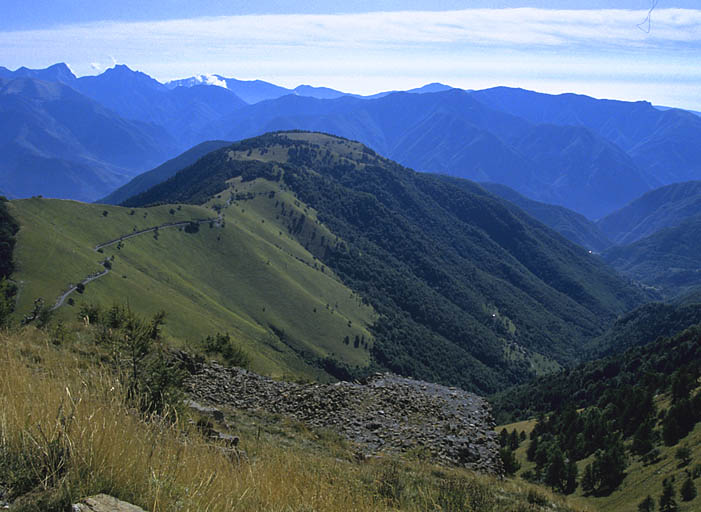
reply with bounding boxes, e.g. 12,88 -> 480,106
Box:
72,494 -> 146,512
186,366 -> 503,474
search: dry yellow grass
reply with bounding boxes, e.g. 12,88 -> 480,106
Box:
0,327 -> 589,511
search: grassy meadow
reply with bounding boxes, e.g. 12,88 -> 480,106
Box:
9,188 -> 376,380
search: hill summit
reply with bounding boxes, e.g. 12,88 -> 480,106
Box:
123,131 -> 645,393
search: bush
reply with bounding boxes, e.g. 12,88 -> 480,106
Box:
184,221 -> 200,233
84,305 -> 185,416
201,332 -> 251,368
78,303 -> 101,324
675,445 -> 691,467
692,463 -> 701,479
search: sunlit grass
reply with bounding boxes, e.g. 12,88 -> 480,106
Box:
0,327 -> 589,511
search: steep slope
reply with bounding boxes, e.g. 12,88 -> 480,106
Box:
100,140 -> 232,205
123,131 -> 646,393
585,300 -> 701,357
493,307 -> 701,422
10,193 -> 376,381
0,77 -> 178,201
602,216 -> 701,296
511,125 -> 652,219
597,181 -> 701,245
475,183 -> 612,252
493,321 -> 701,512
628,109 -> 701,184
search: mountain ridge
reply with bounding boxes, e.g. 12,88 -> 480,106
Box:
121,130 -> 647,392
4,63 -> 701,221
597,180 -> 701,245
0,76 -> 179,201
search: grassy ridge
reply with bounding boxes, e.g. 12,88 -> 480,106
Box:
10,195 -> 375,379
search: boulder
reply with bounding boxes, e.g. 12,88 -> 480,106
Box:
72,494 -> 146,512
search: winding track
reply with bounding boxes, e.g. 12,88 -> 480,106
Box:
51,217 -> 218,310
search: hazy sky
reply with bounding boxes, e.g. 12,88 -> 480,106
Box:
2,1 -> 700,109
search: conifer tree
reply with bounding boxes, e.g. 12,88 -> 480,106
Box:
509,429 -> 520,450
680,475 -> 697,502
564,457 -> 578,495
659,478 -> 678,512
638,495 -> 655,512
581,463 -> 595,495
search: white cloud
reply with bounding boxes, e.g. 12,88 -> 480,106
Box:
1,8 -> 700,108
202,74 -> 227,88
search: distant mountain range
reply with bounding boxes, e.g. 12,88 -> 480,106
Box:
0,73 -> 178,201
99,139 -> 233,205
3,63 -> 701,221
165,74 -> 454,103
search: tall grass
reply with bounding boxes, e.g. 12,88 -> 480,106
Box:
0,327 -> 589,511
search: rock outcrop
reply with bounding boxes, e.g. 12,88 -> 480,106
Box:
186,364 -> 502,474
72,494 -> 146,512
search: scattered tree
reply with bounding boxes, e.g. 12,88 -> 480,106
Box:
659,478 -> 678,512
500,447 -> 520,476
675,445 -> 692,467
680,475 -> 697,502
638,495 -> 655,512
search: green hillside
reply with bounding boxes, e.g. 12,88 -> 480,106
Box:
499,413 -> 701,512
494,322 -> 701,511
477,182 -> 612,252
597,181 -> 701,245
602,216 -> 701,297
122,131 -> 646,393
585,300 -> 701,357
492,321 -> 701,423
10,194 -> 376,380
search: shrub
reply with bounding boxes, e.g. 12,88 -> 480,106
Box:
201,332 -> 251,368
675,445 -> 691,467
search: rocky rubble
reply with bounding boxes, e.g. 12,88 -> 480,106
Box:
185,363 -> 503,474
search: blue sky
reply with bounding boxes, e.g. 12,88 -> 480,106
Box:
2,1 -> 701,109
